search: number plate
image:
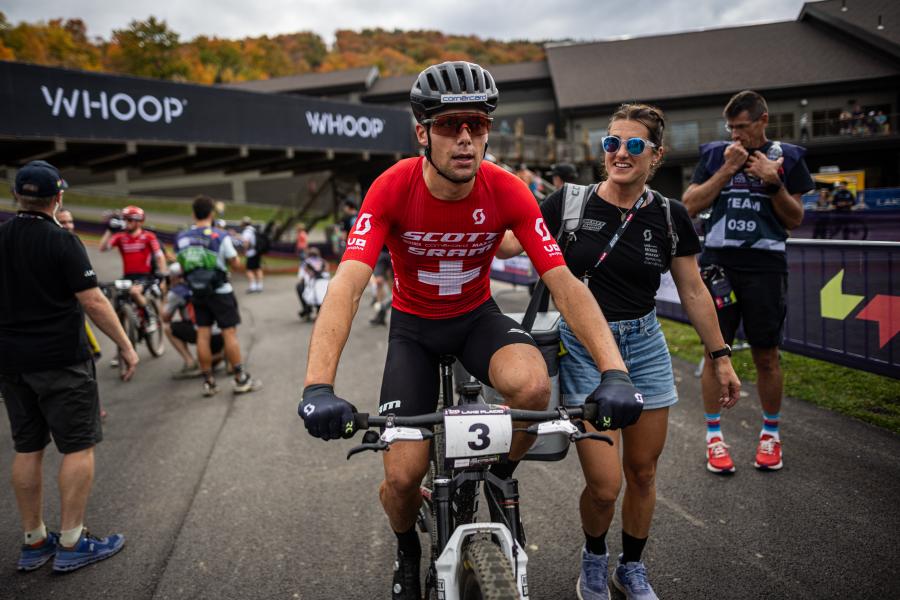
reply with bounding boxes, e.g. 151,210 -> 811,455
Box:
443,405 -> 512,466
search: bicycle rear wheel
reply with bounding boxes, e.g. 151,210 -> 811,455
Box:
459,536 -> 519,600
143,300 -> 165,357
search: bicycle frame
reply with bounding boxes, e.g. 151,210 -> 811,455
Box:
423,356 -> 529,599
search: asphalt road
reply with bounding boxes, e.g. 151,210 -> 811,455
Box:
1,246 -> 898,599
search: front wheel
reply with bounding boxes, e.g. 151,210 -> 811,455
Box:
143,300 -> 165,357
459,536 -> 519,600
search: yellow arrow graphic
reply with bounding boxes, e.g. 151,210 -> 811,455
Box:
820,270 -> 864,320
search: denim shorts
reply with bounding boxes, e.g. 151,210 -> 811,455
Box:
559,309 -> 677,411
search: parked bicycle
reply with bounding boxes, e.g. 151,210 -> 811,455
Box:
347,356 -> 613,600
100,278 -> 165,368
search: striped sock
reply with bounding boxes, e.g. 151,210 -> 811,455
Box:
761,411 -> 780,441
705,413 -> 722,442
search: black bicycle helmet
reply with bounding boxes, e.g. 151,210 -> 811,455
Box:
410,61 -> 499,122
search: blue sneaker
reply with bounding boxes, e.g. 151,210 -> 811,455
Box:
52,530 -> 125,573
17,531 -> 59,571
576,546 -> 609,600
612,555 -> 658,600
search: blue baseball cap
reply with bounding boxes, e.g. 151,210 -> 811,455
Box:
14,160 -> 68,198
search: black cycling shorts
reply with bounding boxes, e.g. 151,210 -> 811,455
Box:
378,297 -> 536,417
0,360 -> 101,454
246,254 -> 262,270
715,267 -> 787,348
170,321 -> 224,353
192,292 -> 241,329
123,272 -> 157,288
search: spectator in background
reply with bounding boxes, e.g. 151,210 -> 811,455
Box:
295,223 -> 309,260
812,188 -> 833,239
684,90 -> 814,474
875,110 -> 889,134
240,217 -> 264,294
175,196 -> 261,397
162,263 -> 226,379
851,103 -> 865,135
0,160 -> 138,573
838,107 -> 852,135
296,247 -> 329,322
546,162 -> 579,188
831,180 -> 856,212
799,112 -> 810,142
339,199 -> 358,236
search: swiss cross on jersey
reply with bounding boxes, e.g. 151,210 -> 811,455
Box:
342,157 -> 565,319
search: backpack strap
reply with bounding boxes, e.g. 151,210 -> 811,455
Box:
523,183 -> 594,333
650,189 -> 679,272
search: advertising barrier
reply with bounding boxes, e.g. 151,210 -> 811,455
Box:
655,239 -> 899,379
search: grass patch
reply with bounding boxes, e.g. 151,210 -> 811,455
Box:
660,317 -> 900,434
2,192 -> 285,222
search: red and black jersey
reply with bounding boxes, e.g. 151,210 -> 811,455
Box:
342,157 -> 565,318
109,230 -> 162,275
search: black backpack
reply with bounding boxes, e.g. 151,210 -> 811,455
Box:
254,226 -> 272,255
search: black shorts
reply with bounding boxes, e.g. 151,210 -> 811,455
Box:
123,273 -> 157,288
716,267 -> 787,348
374,251 -> 392,278
170,321 -> 224,353
246,254 -> 262,270
192,292 -> 241,329
379,298 -> 536,416
0,360 -> 102,454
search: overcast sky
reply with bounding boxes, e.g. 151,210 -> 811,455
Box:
3,0 -> 815,45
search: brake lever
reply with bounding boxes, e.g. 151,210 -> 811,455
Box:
567,420 -> 614,445
346,441 -> 389,459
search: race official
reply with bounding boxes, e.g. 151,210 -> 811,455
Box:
683,90 -> 814,473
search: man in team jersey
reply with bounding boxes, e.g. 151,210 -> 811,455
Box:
299,61 -> 644,600
99,205 -> 167,332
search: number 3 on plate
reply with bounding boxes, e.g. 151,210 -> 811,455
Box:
468,423 -> 491,450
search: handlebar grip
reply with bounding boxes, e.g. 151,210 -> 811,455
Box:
581,402 -> 598,425
353,413 -> 370,431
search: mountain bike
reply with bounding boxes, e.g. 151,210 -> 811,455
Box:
100,278 -> 165,365
347,356 -> 612,600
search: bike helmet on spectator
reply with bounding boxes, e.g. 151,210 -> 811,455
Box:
410,61 -> 499,123
122,205 -> 145,221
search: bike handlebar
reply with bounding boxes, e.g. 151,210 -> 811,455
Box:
352,404 -> 599,432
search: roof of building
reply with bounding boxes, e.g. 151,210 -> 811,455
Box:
363,60 -> 551,101
800,0 -> 900,60
545,20 -> 900,111
223,66 -> 379,95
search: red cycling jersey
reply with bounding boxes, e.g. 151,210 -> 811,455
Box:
109,230 -> 162,275
342,157 -> 565,318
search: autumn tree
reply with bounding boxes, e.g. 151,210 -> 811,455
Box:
106,17 -> 189,80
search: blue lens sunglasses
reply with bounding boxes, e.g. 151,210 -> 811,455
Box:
601,135 -> 658,156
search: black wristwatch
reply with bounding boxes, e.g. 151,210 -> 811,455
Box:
708,345 -> 732,360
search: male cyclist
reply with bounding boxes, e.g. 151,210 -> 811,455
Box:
299,61 -> 644,600
99,205 -> 166,332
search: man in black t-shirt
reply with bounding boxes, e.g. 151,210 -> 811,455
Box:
684,91 -> 814,474
0,160 -> 139,573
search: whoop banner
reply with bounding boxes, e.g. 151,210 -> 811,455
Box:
0,61 -> 415,154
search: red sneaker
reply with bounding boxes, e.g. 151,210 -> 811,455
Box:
706,437 -> 735,474
754,434 -> 783,470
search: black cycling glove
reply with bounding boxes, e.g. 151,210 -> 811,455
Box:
298,384 -> 358,440
585,369 -> 644,430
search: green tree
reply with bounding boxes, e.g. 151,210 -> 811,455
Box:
107,17 -> 188,80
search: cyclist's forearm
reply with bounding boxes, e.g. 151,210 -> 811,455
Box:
98,230 -> 112,251
544,267 -> 626,372
76,287 -> 132,350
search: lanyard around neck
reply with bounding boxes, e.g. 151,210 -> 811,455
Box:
591,187 -> 650,268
